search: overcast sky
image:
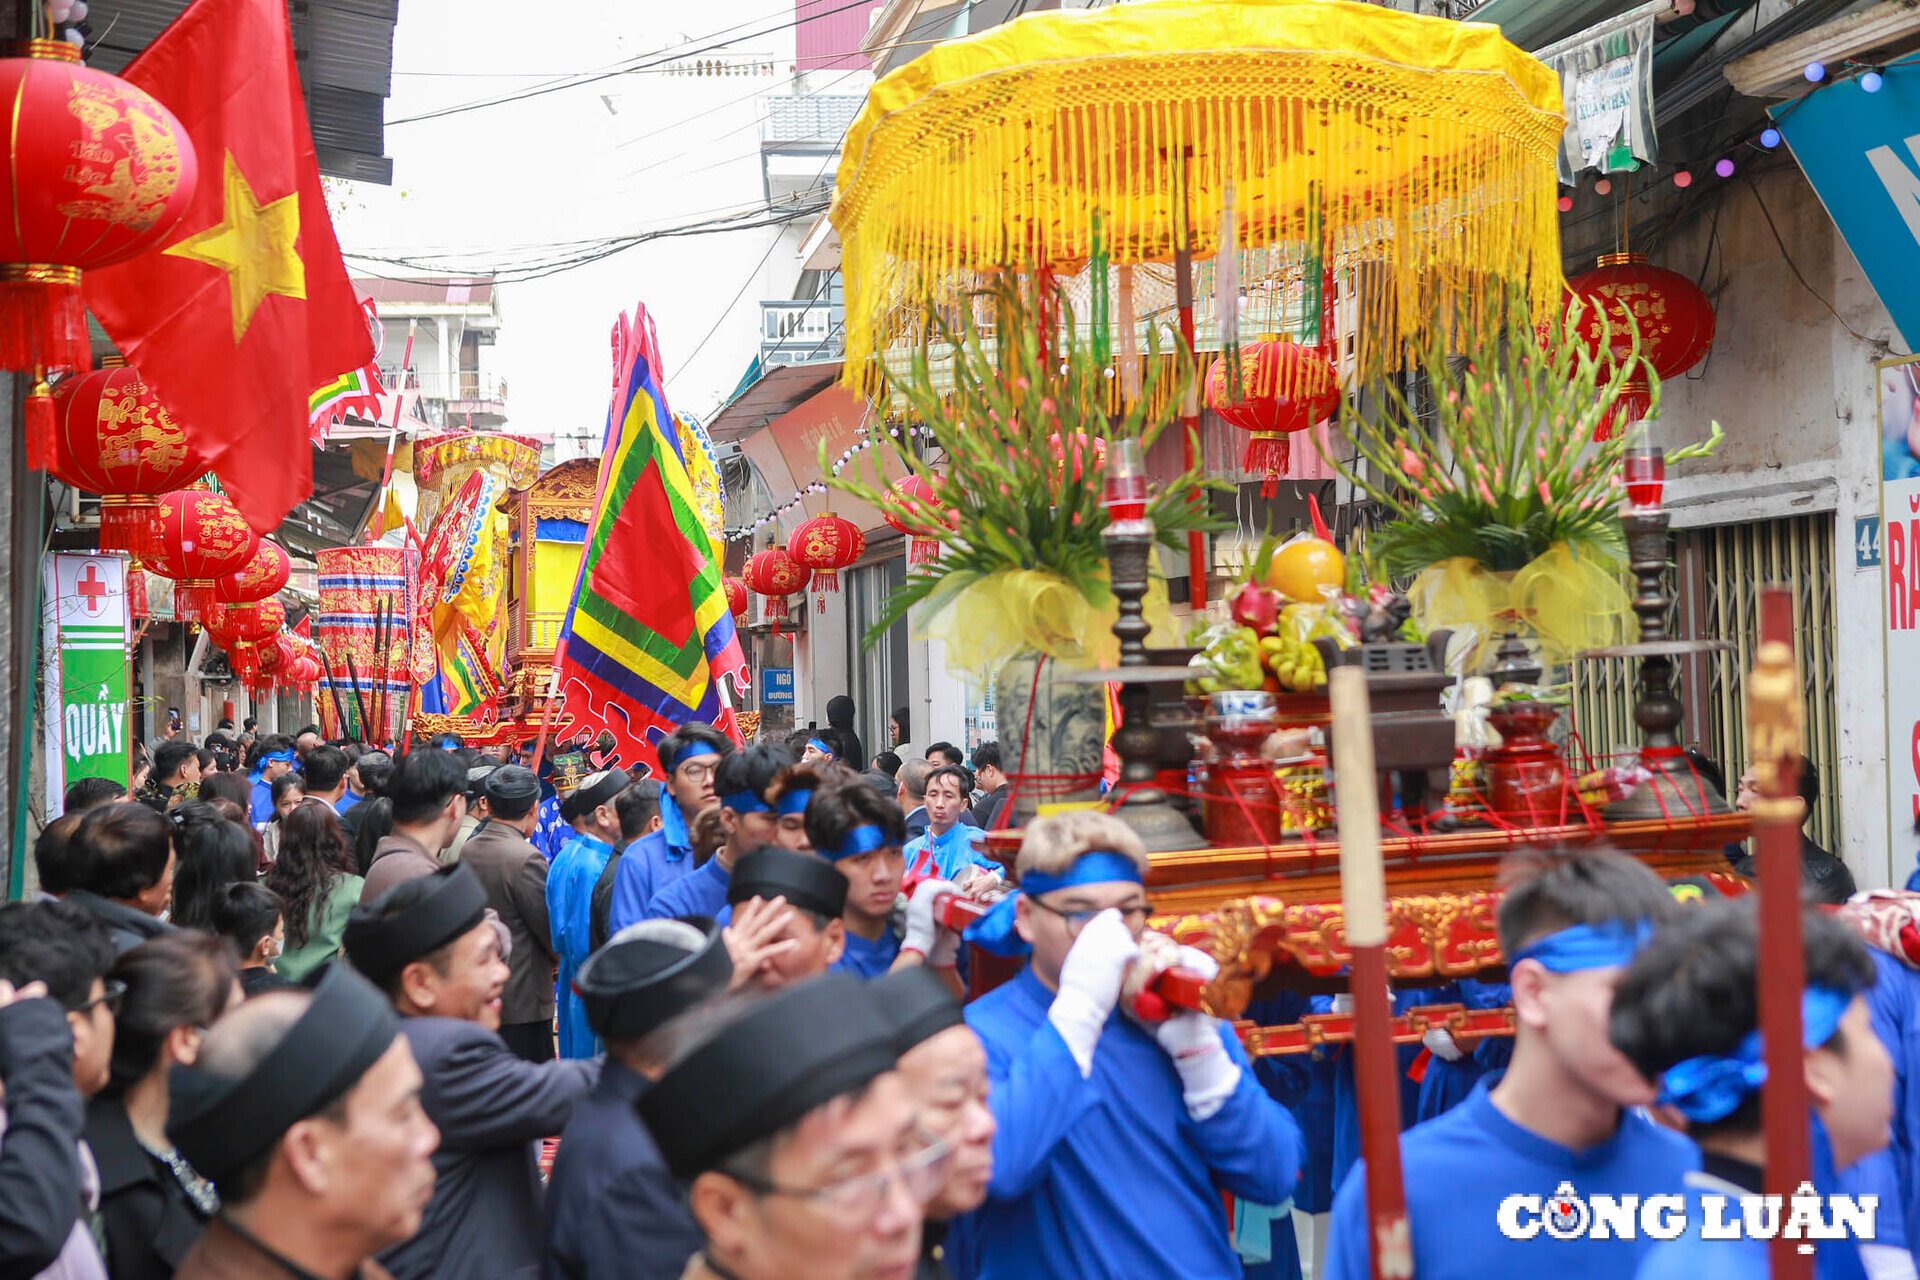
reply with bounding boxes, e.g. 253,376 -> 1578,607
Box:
334,0 -> 816,448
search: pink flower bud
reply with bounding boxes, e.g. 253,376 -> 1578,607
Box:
1538,481 -> 1553,503
1400,448 -> 1426,479
1476,480 -> 1496,504
1071,511 -> 1083,526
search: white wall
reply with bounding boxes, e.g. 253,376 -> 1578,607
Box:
1652,169 -> 1903,887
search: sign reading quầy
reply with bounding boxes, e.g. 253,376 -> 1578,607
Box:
1776,63 -> 1920,350
43,553 -> 132,819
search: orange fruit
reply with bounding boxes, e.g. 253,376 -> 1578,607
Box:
1264,538 -> 1345,603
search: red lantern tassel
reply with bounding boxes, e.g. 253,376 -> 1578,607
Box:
0,268 -> 90,373
1244,433 -> 1290,499
24,376 -> 55,472
909,537 -> 941,566
176,580 -> 216,622
98,497 -> 160,557
814,571 -> 839,593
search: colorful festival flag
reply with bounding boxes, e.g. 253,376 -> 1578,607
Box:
551,306 -> 749,769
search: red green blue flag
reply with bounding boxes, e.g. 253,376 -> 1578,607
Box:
551,305 -> 748,768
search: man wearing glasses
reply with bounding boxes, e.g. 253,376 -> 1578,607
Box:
640,972 -> 946,1280
608,724 -> 732,934
960,811 -> 1301,1280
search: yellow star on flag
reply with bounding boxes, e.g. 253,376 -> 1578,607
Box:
165,152 -> 306,342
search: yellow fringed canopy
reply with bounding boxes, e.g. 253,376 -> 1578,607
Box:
832,0 -> 1568,401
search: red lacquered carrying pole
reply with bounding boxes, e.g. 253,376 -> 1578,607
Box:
1329,665 -> 1412,1280
1750,586 -> 1812,1280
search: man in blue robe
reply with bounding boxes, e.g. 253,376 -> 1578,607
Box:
246,734 -> 297,825
1612,899 -> 1892,1279
1325,848 -> 1696,1280
607,725 -> 730,933
958,810 -> 1300,1280
1414,979 -> 1514,1123
544,768 -> 628,1058
903,765 -> 1000,888
642,748 -> 811,922
1835,900 -> 1920,1268
805,779 -> 908,979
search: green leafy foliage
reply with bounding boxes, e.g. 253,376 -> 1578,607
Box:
828,278 -> 1232,647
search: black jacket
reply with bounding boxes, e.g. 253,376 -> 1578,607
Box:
0,996 -> 86,1279
84,1096 -> 212,1280
62,890 -> 173,955
543,1061 -> 699,1280
970,785 -> 1009,831
377,1018 -> 597,1280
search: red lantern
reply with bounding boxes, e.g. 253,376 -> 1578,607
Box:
790,512 -> 865,611
252,634 -> 300,695
1045,433 -> 1107,494
214,539 -> 291,606
723,575 -> 749,621
0,42 -> 197,374
882,474 -> 947,566
49,365 -> 207,555
1206,340 -> 1342,497
147,490 -> 258,621
1565,253 -> 1716,381
742,544 -> 811,629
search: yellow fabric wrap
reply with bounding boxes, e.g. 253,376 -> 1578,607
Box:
921,567 -> 1176,682
1408,543 -> 1634,667
832,0 -> 1566,407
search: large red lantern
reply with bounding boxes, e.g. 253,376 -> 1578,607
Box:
214,540 -> 291,606
1206,340 -> 1342,497
742,544 -> 811,629
723,575 -> 749,622
147,490 -> 258,621
0,42 -> 197,373
49,365 -> 207,555
790,512 -> 865,610
882,474 -> 947,566
1565,252 -> 1716,381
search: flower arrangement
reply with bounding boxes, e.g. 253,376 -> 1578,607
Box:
828,278 -> 1229,671
1329,294 -> 1722,662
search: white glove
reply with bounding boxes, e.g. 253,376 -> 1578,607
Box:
1154,1010 -> 1241,1121
1049,908 -> 1139,1077
1330,992 -> 1354,1015
902,878 -> 961,968
1422,1027 -> 1465,1062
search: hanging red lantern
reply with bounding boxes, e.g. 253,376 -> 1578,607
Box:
723,575 -> 749,622
147,490 -> 258,621
1565,253 -> 1716,381
882,474 -> 947,566
742,544 -> 811,629
208,600 -> 287,694
790,512 -> 865,611
252,634 -> 300,695
49,365 -> 207,555
0,42 -> 197,375
1206,340 -> 1342,498
1045,432 -> 1107,496
214,539 -> 291,606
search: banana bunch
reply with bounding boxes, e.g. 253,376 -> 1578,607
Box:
1259,630 -> 1326,693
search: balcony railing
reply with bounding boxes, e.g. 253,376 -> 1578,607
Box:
760,299 -> 845,366
380,368 -> 510,405
515,609 -> 567,656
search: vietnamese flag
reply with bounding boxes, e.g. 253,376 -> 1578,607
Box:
84,0 -> 372,535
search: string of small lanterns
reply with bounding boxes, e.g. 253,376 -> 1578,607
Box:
1554,57 -> 1890,209
722,425 -> 938,545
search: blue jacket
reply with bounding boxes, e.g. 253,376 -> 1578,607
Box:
544,1060 -> 698,1280
607,827 -> 696,936
961,966 -> 1299,1280
643,856 -> 729,923
546,833 -> 615,1059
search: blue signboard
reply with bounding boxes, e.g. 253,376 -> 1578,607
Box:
762,667 -> 795,706
1859,515 -> 1883,568
1775,63 -> 1920,349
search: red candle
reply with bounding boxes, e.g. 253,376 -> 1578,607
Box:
1624,445 -> 1665,511
1104,437 -> 1149,522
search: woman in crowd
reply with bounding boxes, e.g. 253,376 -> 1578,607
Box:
262,801 -> 363,984
261,774 -> 306,863
83,931 -> 241,1280
165,803 -> 256,934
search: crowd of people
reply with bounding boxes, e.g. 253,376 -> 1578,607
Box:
1,715 -> 1916,1280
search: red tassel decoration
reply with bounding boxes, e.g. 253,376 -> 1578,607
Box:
909,537 -> 941,565
24,375 -> 56,473
0,270 -> 89,373
1244,433 -> 1289,500
176,581 -> 216,622
98,497 -> 161,558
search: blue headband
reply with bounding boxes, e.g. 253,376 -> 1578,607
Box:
721,789 -> 770,815
1510,919 -> 1655,973
966,851 -> 1144,958
807,738 -> 834,757
821,824 -> 893,863
774,788 -> 813,817
1656,986 -> 1854,1123
668,743 -> 722,772
248,749 -> 296,783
